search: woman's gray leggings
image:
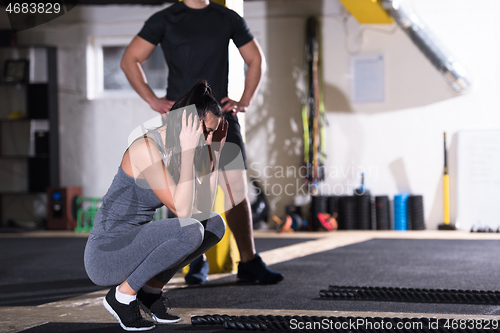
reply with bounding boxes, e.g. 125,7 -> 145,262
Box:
84,212 -> 226,291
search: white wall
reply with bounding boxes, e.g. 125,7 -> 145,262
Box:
243,0 -> 500,229
5,0 -> 499,229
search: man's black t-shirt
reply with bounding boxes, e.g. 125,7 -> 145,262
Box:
138,1 -> 254,103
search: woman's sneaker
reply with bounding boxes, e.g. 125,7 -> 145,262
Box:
103,287 -> 155,331
137,289 -> 181,323
237,253 -> 284,284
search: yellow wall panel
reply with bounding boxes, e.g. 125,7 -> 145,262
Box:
338,0 -> 393,24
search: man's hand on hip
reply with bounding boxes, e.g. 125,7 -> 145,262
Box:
150,96 -> 175,114
221,97 -> 248,115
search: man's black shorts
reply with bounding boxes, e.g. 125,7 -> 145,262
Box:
219,113 -> 247,171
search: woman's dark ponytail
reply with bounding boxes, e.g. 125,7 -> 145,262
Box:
170,80 -> 221,119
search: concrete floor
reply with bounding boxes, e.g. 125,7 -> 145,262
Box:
2,230 -> 500,332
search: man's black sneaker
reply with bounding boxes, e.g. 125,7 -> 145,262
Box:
237,253 -> 284,284
137,289 -> 181,323
103,287 -> 155,331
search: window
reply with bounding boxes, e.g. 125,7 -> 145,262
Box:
87,36 -> 168,99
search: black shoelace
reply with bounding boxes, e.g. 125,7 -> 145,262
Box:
142,292 -> 174,322
158,293 -> 173,314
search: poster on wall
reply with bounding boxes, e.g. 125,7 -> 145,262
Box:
350,54 -> 385,103
456,130 -> 500,230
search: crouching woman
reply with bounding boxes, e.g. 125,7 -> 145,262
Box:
84,81 -> 227,331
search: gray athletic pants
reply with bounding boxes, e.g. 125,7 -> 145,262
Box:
84,213 -> 225,291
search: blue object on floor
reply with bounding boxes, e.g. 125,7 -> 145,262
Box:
394,193 -> 410,231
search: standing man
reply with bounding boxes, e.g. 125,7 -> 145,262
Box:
121,0 -> 284,285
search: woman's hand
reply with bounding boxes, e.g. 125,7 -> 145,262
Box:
179,110 -> 203,152
210,119 -> 228,153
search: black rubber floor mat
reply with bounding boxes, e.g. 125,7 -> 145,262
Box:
167,239 -> 500,315
18,322 -> 230,333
